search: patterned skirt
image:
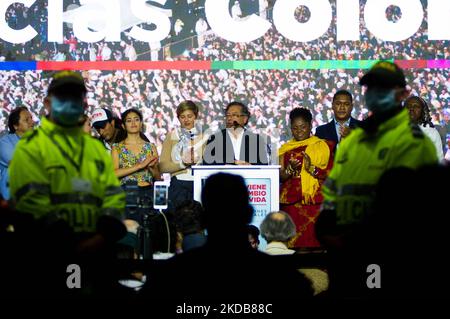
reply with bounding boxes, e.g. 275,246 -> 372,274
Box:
281,202 -> 321,248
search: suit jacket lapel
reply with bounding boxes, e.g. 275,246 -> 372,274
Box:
240,131 -> 249,162
349,117 -> 359,128
224,129 -> 236,164
329,120 -> 339,142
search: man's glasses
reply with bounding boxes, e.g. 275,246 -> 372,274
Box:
225,113 -> 245,118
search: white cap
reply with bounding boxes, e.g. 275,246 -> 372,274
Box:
91,108 -> 112,127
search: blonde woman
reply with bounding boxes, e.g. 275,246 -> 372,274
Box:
160,101 -> 208,211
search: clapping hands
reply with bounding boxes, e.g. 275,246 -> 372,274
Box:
138,154 -> 158,170
181,148 -> 199,167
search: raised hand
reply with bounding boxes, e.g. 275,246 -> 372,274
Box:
288,154 -> 301,170
138,155 -> 157,170
301,151 -> 311,172
147,155 -> 159,168
181,148 -> 199,166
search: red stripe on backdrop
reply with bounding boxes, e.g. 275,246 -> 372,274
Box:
36,61 -> 212,71
394,60 -> 427,69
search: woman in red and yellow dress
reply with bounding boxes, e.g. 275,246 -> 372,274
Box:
279,108 -> 334,248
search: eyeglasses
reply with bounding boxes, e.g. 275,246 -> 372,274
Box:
225,113 -> 245,118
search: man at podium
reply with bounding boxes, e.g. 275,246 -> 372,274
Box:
202,101 -> 269,165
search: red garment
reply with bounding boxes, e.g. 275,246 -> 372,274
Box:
281,202 -> 322,247
280,141 -> 334,248
64,36 -> 78,52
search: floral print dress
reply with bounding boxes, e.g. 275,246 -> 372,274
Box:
114,141 -> 156,185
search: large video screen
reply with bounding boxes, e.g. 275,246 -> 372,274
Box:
1,0 -> 449,150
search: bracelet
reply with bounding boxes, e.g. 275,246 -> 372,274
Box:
309,165 -> 318,176
285,166 -> 293,176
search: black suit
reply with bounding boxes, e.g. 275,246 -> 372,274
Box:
315,117 -> 362,144
203,128 -> 269,165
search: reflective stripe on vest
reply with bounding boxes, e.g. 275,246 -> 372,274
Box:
50,193 -> 103,206
105,186 -> 124,197
15,183 -> 50,202
337,184 -> 376,196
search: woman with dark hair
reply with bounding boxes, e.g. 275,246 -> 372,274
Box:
0,106 -> 34,200
404,96 -> 444,162
160,101 -> 208,211
278,108 -> 334,248
112,108 -> 160,221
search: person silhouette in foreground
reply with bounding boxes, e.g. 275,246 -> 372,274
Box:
142,173 -> 313,301
324,164 -> 450,299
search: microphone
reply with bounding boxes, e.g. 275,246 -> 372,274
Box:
188,130 -> 195,164
233,121 -> 244,129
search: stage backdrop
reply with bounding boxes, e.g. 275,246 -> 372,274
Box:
1,0 -> 449,155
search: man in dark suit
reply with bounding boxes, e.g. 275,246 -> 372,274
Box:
315,90 -> 362,149
203,101 -> 269,165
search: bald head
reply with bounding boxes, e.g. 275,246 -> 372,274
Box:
271,211 -> 287,222
260,211 -> 296,243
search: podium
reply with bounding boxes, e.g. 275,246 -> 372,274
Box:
192,165 -> 281,249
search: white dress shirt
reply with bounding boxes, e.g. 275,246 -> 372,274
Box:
227,127 -> 245,161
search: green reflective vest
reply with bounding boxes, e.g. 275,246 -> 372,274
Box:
322,109 -> 437,226
9,117 -> 125,232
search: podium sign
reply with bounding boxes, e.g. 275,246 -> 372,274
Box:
192,165 -> 280,249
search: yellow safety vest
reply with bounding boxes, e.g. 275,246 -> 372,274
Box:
9,117 -> 125,232
322,109 -> 437,226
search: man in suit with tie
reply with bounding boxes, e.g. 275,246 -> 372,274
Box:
203,101 -> 269,165
315,90 -> 362,150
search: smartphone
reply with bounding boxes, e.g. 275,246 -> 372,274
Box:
153,181 -> 169,210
